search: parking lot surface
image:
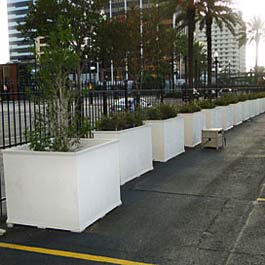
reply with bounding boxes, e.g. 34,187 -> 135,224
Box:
0,115 -> 265,265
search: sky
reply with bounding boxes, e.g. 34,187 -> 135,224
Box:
1,0 -> 265,70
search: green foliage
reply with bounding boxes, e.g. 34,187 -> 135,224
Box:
237,94 -> 249,102
178,102 -> 201,113
199,100 -> 216,109
27,17 -> 91,152
96,112 -> 143,131
215,94 -> 239,105
144,104 -> 178,120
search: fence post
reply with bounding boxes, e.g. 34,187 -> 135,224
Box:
124,80 -> 128,111
103,81 -> 108,115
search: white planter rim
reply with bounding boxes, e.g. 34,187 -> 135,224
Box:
201,108 -> 216,111
178,111 -> 201,115
95,124 -> 151,135
215,104 -> 233,107
215,106 -> 225,109
2,138 -> 118,157
143,116 -> 181,123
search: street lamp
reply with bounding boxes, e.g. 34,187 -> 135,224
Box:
214,51 -> 219,87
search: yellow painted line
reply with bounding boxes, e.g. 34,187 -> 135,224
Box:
0,242 -> 155,265
257,198 -> 265,202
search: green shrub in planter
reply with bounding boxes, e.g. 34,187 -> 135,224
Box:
178,102 -> 201,113
144,104 -> 178,120
215,94 -> 239,105
246,93 -> 255,100
254,92 -> 265,99
237,94 -> 249,102
215,96 -> 231,106
96,112 -> 143,131
199,100 -> 216,109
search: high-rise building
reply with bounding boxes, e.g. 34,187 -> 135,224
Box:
105,0 -> 152,16
195,22 -> 246,74
7,0 -> 33,62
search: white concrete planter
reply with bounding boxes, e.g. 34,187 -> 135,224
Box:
94,125 -> 153,185
254,99 -> 260,116
179,111 -> 205,147
201,107 -> 223,129
261,98 -> 265,113
249,100 -> 256,118
220,105 -> 233,131
232,102 -> 243,126
242,101 -> 250,121
258,98 -> 263,114
144,116 -> 185,162
2,139 -> 121,232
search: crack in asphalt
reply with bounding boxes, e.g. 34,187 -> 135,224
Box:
131,188 -> 254,204
223,182 -> 265,265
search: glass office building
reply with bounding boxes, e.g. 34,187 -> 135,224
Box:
7,0 -> 33,62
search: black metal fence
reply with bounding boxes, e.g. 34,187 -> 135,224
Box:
1,82 -> 265,150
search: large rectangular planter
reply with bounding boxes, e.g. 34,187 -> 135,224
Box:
178,111 -> 205,147
94,125 -> 153,185
232,102 -> 243,126
144,116 -> 185,162
258,98 -> 264,114
2,139 -> 121,232
261,98 -> 265,113
242,100 -> 250,121
254,99 -> 260,116
221,105 -> 233,131
201,107 -> 223,129
249,100 -> 255,118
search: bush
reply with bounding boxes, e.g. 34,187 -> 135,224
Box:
199,100 -> 216,109
237,94 -> 249,102
178,102 -> 201,113
96,112 -> 143,131
144,104 -> 178,120
215,94 -> 239,106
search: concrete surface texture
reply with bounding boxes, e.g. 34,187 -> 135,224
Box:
0,115 -> 265,265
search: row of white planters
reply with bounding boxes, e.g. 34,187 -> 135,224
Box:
178,98 -> 265,147
3,97 -> 265,232
3,119 -> 185,232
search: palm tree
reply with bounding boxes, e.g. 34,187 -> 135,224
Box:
246,16 -> 265,73
197,0 -> 239,85
166,0 -> 198,87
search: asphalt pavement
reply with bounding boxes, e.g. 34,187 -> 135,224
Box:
0,114 -> 265,265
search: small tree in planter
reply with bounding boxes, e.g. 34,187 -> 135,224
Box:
94,112 -> 153,185
143,104 -> 185,162
28,20 -> 88,151
178,102 -> 204,147
2,20 -> 121,232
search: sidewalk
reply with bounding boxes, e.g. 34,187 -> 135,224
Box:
0,115 -> 265,265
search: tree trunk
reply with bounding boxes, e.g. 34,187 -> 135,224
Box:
187,6 -> 195,88
206,16 -> 213,86
76,64 -> 83,132
255,38 -> 259,72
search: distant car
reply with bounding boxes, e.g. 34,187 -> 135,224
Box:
219,88 -> 233,95
110,98 -> 151,112
181,86 -> 200,101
